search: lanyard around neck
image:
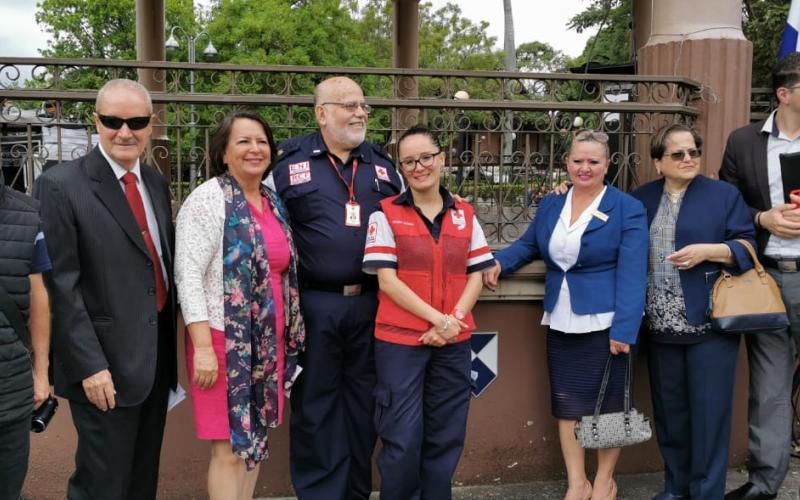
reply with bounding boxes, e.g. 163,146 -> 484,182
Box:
326,154 -> 359,202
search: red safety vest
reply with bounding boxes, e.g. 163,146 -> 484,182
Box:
375,196 -> 477,346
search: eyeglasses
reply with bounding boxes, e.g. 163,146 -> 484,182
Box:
574,129 -> 609,143
97,114 -> 152,130
399,151 -> 441,172
319,101 -> 372,114
665,148 -> 702,161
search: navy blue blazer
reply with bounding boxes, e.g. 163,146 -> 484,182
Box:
631,175 -> 755,326
495,184 -> 648,344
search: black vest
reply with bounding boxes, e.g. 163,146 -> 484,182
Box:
0,187 -> 41,422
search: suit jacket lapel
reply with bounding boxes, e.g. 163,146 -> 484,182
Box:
87,148 -> 151,257
583,185 -> 615,235
543,193 -> 565,237
141,165 -> 173,271
750,128 -> 772,208
753,130 -> 770,208
638,179 -> 665,226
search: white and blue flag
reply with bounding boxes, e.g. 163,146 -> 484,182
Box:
779,0 -> 800,59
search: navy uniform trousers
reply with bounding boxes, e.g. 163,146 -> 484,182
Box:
373,339 -> 472,500
290,289 -> 378,500
647,333 -> 740,500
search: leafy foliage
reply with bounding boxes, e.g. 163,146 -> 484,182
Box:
516,41 -> 571,73
568,0 -> 631,67
743,0 -> 790,88
36,0 -> 197,60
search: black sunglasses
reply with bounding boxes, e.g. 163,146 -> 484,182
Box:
665,148 -> 702,161
97,114 -> 152,131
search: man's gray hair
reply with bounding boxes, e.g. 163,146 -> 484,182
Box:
95,79 -> 153,114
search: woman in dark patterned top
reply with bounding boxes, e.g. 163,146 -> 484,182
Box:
631,124 -> 755,500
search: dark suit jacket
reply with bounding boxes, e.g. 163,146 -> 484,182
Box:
631,175 -> 755,325
34,147 -> 177,407
719,120 -> 772,254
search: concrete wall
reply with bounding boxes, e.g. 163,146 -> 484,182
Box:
22,269 -> 750,498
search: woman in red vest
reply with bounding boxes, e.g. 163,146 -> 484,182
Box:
363,125 -> 495,500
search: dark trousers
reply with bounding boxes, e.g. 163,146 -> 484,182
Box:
374,339 -> 471,500
290,290 -> 378,500
647,334 -> 740,500
0,414 -> 31,500
66,322 -> 170,500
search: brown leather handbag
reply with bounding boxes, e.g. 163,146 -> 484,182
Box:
709,239 -> 789,333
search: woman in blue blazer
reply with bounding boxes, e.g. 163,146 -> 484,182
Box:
631,124 -> 754,500
485,130 -> 648,500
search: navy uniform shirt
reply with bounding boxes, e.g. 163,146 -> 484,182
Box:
272,131 -> 403,285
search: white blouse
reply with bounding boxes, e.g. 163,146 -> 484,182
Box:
174,179 -> 226,330
542,186 -> 615,333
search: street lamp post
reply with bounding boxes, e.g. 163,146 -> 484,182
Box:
165,26 -> 217,190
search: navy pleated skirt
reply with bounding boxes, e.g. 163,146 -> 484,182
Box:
546,328 -> 627,420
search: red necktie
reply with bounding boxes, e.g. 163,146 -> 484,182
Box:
122,172 -> 167,312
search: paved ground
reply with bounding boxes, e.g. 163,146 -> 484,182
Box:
260,458 -> 800,499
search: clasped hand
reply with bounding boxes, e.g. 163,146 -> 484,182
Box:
419,314 -> 469,347
760,195 -> 800,239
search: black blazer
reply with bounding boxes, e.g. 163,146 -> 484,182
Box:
719,120 -> 771,254
34,147 -> 177,407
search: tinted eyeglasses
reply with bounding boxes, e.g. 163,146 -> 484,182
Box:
97,114 -> 152,131
665,148 -> 702,161
399,151 -> 441,172
320,101 -> 372,114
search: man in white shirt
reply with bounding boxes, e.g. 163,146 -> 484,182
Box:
720,53 -> 800,500
34,79 -> 176,499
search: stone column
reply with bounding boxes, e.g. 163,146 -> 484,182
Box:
393,0 -> 420,133
136,0 -> 170,183
634,0 -> 751,183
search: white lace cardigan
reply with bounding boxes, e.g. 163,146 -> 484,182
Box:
175,179 -> 226,331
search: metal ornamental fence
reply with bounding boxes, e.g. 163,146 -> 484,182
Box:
0,57 -> 701,243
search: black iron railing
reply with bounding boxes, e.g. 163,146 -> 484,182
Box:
0,57 -> 701,242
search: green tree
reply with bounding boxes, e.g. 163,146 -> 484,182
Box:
33,0 -> 196,94
36,0 -> 197,60
568,0 -> 631,67
418,2 -> 502,70
516,41 -> 571,73
206,0 -> 374,67
743,0 -> 790,88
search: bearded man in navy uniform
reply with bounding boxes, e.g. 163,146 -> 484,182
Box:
271,76 -> 403,500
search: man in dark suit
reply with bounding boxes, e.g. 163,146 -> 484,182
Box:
719,53 -> 800,500
34,79 -> 177,500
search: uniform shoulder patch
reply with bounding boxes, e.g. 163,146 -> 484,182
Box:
275,140 -> 301,163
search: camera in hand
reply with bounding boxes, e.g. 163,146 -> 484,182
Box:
31,396 -> 59,433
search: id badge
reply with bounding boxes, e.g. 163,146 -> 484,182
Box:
345,201 -> 361,227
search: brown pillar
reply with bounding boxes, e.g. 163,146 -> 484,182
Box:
634,0 -> 751,183
136,0 -> 170,183
393,0 -> 420,131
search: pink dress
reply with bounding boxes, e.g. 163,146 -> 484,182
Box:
187,196 -> 290,440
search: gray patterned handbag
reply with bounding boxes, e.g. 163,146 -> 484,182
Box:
574,354 -> 652,449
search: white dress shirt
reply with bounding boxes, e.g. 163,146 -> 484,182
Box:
542,186 -> 615,333
763,110 -> 800,258
99,144 -> 168,284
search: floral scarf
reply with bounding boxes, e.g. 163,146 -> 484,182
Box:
217,173 -> 305,470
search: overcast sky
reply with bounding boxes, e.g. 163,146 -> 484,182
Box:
0,0 -> 595,59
